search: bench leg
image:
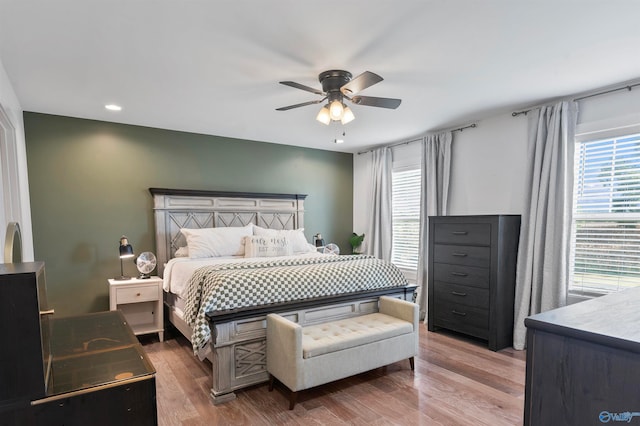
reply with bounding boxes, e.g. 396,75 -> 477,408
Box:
409,357 -> 415,371
289,391 -> 298,410
268,374 -> 275,392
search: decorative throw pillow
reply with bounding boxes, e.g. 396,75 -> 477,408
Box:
180,224 -> 253,258
244,235 -> 293,258
174,246 -> 189,257
253,226 -> 315,254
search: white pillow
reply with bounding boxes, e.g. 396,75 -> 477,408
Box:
180,224 -> 253,258
253,226 -> 315,254
244,235 -> 293,258
174,246 -> 189,257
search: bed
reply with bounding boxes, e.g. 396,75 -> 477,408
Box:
150,188 -> 416,403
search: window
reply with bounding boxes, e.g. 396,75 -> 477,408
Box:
571,132 -> 640,295
391,168 -> 421,275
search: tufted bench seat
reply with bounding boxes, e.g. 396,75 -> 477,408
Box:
267,296 -> 418,409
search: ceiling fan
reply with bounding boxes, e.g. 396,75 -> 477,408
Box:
276,70 -> 401,125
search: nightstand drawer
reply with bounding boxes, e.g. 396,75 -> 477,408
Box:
433,223 -> 491,246
433,301 -> 489,339
433,244 -> 490,267
433,262 -> 490,288
433,282 -> 489,309
116,286 -> 159,304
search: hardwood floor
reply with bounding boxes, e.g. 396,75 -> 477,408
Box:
140,325 -> 526,425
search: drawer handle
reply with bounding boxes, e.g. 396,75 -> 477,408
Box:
40,309 -> 55,316
451,252 -> 468,257
451,231 -> 468,235
451,291 -> 467,297
452,310 -> 467,316
136,293 -> 141,297
450,272 -> 468,277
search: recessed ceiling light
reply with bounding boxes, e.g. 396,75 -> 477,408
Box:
105,104 -> 122,111
334,139 -> 344,144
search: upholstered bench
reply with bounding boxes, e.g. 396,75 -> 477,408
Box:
266,296 -> 419,409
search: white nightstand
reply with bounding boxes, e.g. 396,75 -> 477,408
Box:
108,276 -> 164,342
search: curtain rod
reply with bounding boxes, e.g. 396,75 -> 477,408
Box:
357,123 -> 477,155
453,123 -> 477,132
573,82 -> 640,102
357,137 -> 421,155
512,81 -> 640,117
512,109 -> 531,117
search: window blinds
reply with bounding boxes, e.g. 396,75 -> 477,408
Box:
391,168 -> 421,271
571,133 -> 640,294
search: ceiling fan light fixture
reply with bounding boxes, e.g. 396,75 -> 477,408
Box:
316,106 -> 331,125
329,100 -> 344,121
277,69 -> 400,125
341,106 -> 355,124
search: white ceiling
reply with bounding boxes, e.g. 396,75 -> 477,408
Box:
1,1 -> 639,153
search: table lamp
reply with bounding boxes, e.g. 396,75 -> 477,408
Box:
115,235 -> 134,280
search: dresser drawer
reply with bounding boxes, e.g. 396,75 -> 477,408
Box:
433,301 -> 489,339
433,244 -> 490,267
433,223 -> 491,246
433,282 -> 489,309
433,262 -> 490,288
116,285 -> 159,304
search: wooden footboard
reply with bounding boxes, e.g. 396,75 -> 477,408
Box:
204,285 -> 417,404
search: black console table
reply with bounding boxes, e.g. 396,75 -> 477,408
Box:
0,263 -> 157,425
524,287 -> 640,425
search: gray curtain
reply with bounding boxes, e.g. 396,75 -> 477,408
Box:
416,132 -> 452,322
366,147 -> 393,261
513,101 -> 578,350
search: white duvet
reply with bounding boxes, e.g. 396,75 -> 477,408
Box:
162,251 -> 327,297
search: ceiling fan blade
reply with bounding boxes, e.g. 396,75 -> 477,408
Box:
279,81 -> 324,95
340,71 -> 383,95
276,99 -> 324,111
351,95 -> 401,109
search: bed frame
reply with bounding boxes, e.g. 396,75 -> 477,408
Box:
150,188 -> 416,404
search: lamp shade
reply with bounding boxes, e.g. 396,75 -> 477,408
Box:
119,236 -> 134,258
341,107 -> 355,124
329,100 -> 344,120
115,236 -> 135,280
316,106 -> 331,125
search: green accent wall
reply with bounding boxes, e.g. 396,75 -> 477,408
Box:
24,112 -> 353,316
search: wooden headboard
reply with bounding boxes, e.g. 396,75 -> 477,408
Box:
149,188 -> 307,276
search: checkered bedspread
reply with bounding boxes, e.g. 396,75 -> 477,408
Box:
184,255 -> 409,353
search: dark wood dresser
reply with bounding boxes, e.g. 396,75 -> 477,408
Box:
524,287 -> 640,426
427,215 -> 520,351
0,262 -> 157,425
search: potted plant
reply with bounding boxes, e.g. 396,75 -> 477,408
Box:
349,233 -> 365,254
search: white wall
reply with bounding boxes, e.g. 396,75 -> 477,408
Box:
353,111 -> 529,233
577,84 -> 640,126
576,83 -> 640,139
0,57 -> 33,261
448,113 -> 528,215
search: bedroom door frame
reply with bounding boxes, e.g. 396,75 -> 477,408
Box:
0,102 -> 32,261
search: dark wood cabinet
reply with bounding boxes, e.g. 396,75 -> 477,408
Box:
427,215 -> 520,351
524,288 -> 640,426
0,263 -> 157,425
0,262 -> 51,409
